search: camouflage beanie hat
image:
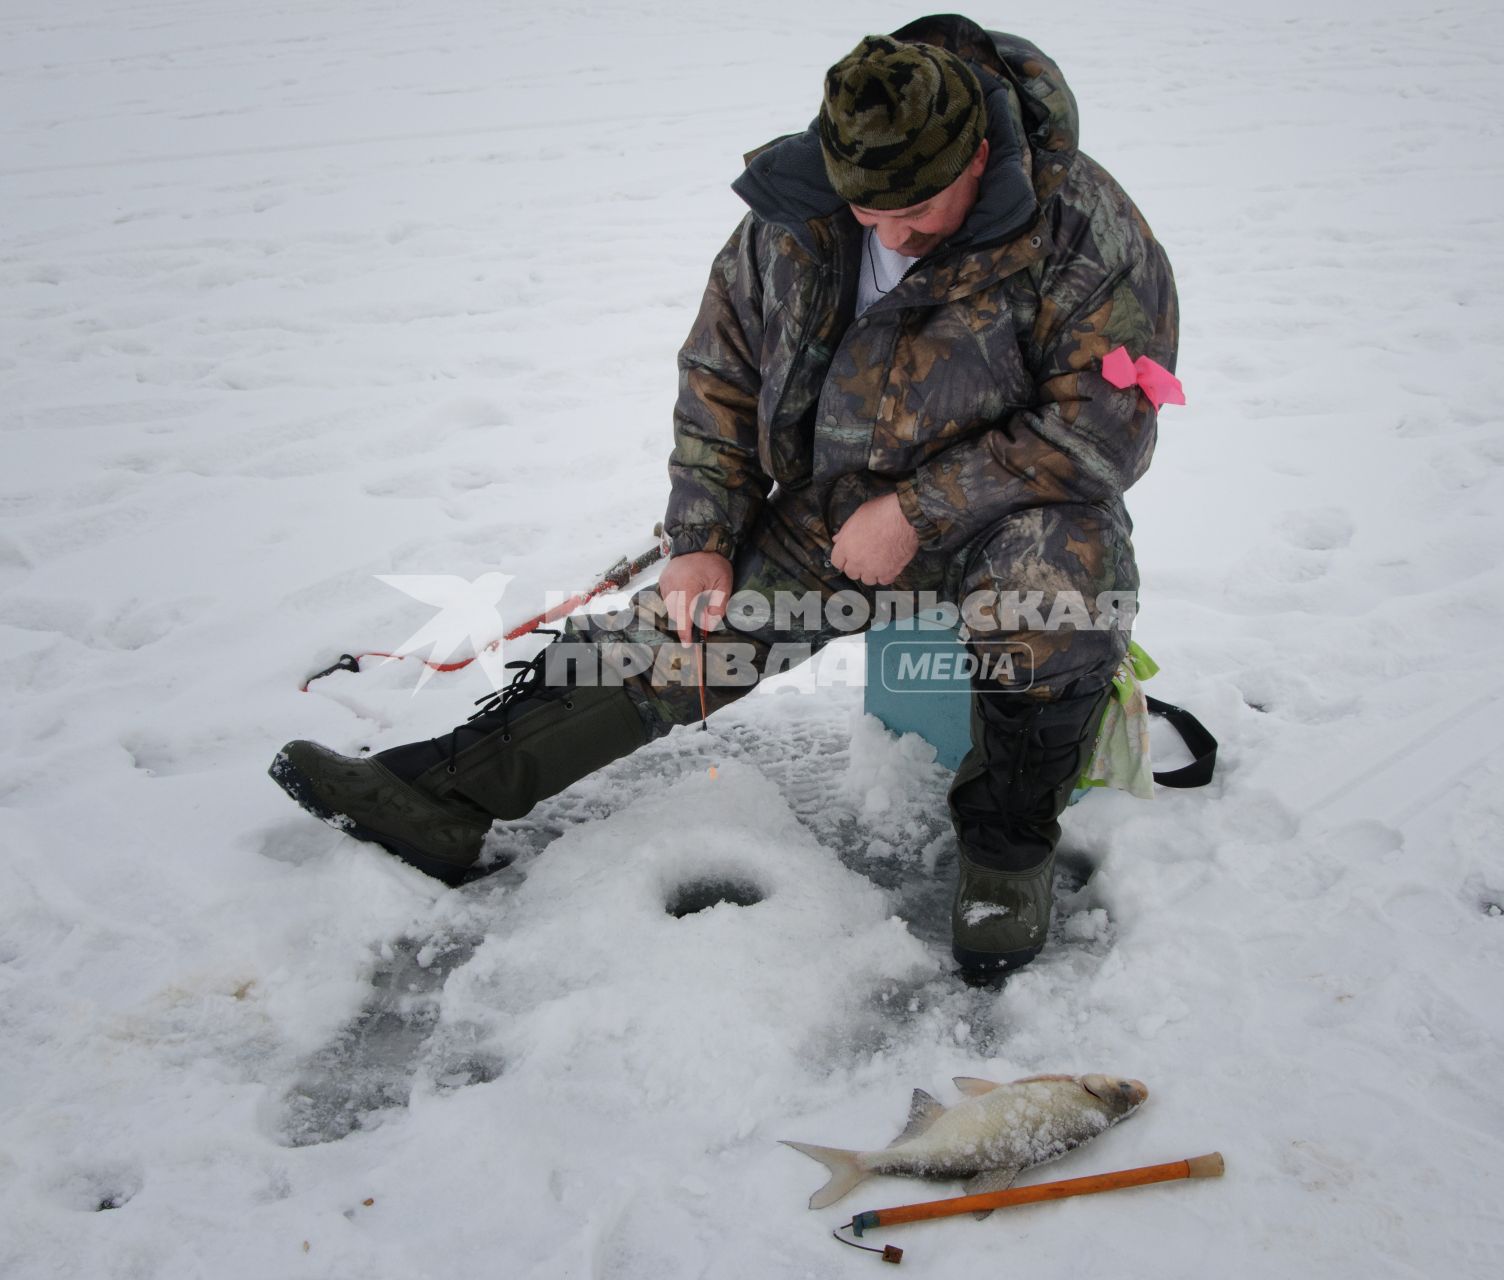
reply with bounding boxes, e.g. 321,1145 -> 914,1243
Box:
818,34 -> 986,210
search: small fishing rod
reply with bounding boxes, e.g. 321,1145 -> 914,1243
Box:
299,532 -> 665,692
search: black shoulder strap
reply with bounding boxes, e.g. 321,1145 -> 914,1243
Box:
1146,696 -> 1218,789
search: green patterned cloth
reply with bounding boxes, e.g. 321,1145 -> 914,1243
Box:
818,34 -> 986,209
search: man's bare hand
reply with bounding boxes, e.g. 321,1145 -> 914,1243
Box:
830,493 -> 919,586
657,550 -> 733,645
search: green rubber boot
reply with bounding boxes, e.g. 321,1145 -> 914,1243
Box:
948,682 -> 1111,977
951,850 -> 1058,972
270,674 -> 650,885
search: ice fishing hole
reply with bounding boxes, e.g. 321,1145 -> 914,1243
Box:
665,876 -> 765,917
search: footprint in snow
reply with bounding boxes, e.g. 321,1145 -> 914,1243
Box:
1281,506 -> 1354,552
276,932 -> 500,1147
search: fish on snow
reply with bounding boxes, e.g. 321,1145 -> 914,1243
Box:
782,1073 -> 1148,1209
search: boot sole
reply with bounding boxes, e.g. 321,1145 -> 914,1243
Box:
268,751 -> 487,888
952,942 -> 1043,984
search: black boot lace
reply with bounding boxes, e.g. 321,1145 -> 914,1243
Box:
444,630 -> 566,775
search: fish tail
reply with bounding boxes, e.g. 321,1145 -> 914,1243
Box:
779,1140 -> 871,1209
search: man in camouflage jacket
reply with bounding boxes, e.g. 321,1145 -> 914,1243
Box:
641,14 -> 1176,970
271,15 -> 1177,979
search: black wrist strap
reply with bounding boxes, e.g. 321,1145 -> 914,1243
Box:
1146,696 -> 1218,789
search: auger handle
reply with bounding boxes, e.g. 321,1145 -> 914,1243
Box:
850,1153 -> 1225,1236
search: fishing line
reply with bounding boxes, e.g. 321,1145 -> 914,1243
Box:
832,1223 -> 902,1264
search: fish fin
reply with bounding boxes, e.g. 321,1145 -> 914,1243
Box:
952,1076 -> 1002,1097
1011,1073 -> 1078,1084
964,1166 -> 1019,1220
779,1141 -> 870,1210
889,1089 -> 946,1147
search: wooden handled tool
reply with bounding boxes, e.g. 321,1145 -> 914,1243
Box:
850,1153 -> 1225,1237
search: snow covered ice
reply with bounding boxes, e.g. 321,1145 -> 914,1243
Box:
3,1 -> 1504,1276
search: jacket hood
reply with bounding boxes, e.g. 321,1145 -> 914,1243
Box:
892,14 -> 1079,163
730,15 -> 1078,253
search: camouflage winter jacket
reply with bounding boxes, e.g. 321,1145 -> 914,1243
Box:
662,15 -> 1178,564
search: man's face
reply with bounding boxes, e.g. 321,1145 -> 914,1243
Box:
849,138 -> 990,258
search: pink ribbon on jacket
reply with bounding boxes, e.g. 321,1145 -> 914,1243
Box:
1101,346 -> 1185,410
